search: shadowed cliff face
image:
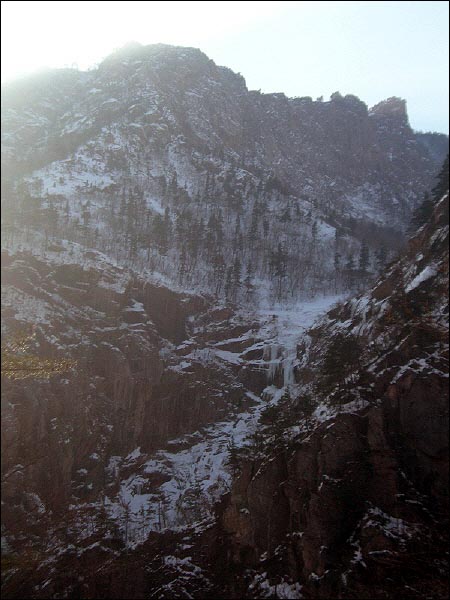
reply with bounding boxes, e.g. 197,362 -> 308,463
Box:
1,239 -> 275,599
1,247 -> 252,518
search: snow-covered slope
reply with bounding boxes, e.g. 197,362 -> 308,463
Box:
2,44 -> 447,303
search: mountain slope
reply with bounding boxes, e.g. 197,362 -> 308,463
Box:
2,44 -> 448,304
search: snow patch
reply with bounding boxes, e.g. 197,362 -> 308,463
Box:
405,265 -> 437,293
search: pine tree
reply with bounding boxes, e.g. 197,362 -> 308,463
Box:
205,213 -> 217,258
164,206 -> 171,235
244,262 -> 255,302
431,154 -> 449,202
232,256 -> 242,300
280,387 -> 291,404
270,242 -> 288,300
169,172 -> 178,199
280,206 -> 291,223
299,394 -> 315,428
215,209 -> 224,245
152,214 -> 167,254
234,214 -> 241,239
345,254 -> 356,290
359,241 -> 370,272
409,192 -> 435,232
212,252 -> 226,295
375,246 -> 387,272
334,251 -> 341,270
346,254 -> 355,270
249,204 -> 259,243
410,155 -> 449,232
178,245 -> 187,283
224,266 -> 233,301
63,199 -> 70,225
334,227 -> 341,249
227,437 -> 240,474
311,220 -> 318,242
45,198 -> 59,242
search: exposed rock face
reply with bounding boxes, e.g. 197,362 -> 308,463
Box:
220,403 -> 448,597
1,239 -> 279,599
1,247 -> 256,521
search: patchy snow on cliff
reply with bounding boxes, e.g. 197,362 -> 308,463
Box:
97,295 -> 348,548
248,572 -> 303,599
405,264 -> 437,293
101,388 -> 267,547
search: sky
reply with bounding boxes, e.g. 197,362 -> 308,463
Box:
1,1 -> 449,132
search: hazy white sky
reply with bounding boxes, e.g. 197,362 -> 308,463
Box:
2,1 -> 449,132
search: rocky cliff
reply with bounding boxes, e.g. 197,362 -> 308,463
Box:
219,192 -> 449,598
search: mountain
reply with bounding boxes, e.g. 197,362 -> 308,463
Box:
1,44 -> 448,304
1,44 -> 448,599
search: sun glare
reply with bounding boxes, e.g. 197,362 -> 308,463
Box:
1,0 -> 286,81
